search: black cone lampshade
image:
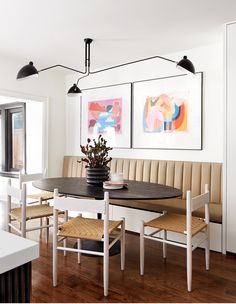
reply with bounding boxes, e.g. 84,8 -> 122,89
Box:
176,56 -> 195,74
16,61 -> 38,80
67,83 -> 82,96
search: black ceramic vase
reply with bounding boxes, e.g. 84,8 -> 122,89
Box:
86,166 -> 110,185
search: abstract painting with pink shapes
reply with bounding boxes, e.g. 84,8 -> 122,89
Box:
88,98 -> 122,134
143,93 -> 188,133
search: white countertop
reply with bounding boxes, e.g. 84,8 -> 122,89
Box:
0,230 -> 39,274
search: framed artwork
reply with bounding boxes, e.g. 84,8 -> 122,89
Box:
132,73 -> 203,150
81,83 -> 132,148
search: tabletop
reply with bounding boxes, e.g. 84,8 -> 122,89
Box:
33,177 -> 182,200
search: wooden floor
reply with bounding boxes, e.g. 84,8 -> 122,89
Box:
30,231 -> 236,303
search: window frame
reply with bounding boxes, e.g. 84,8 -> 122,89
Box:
0,102 -> 26,174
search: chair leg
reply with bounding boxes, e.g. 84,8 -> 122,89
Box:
6,201 -> 10,232
53,236 -> 58,287
187,241 -> 192,292
103,236 -> 109,296
140,220 -> 145,276
205,227 -> 210,270
63,238 -> 67,256
46,217 -> 49,244
120,218 -> 125,271
6,215 -> 10,232
63,211 -> 68,256
39,198 -> 43,236
77,239 -> 81,264
40,218 -> 43,236
163,230 -> 167,259
21,221 -> 26,238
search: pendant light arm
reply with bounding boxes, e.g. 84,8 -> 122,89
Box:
76,72 -> 90,85
90,55 -> 177,75
74,53 -> 177,85
84,38 -> 92,74
75,38 -> 93,84
38,64 -> 87,74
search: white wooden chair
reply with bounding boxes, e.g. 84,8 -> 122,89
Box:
19,170 -> 55,240
19,169 -> 54,203
53,189 -> 125,296
6,179 -> 60,241
140,184 -> 210,292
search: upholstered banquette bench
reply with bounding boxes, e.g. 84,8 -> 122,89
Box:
62,156 -> 222,224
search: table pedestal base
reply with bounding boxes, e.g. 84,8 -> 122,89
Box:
74,239 -> 120,257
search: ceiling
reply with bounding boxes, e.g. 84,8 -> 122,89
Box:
0,0 -> 236,73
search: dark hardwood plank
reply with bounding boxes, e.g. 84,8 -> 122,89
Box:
28,230 -> 236,303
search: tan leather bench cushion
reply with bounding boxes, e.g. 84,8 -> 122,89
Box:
109,158 -> 222,204
63,156 -> 222,223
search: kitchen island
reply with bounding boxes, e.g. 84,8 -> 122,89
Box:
0,230 -> 39,303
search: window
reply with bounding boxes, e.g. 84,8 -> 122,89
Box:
0,102 -> 26,173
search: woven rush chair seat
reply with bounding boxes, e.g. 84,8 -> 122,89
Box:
58,216 -> 123,241
10,204 -> 56,221
145,213 -> 207,236
27,191 -> 54,201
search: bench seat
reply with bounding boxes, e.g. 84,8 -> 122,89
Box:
110,198 -> 222,224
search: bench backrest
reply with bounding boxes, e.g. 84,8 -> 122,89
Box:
62,156 -> 222,204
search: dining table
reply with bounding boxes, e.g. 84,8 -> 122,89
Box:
33,177 -> 182,255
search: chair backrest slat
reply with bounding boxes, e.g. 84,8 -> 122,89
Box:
19,171 -> 45,185
54,196 -> 106,214
191,192 -> 210,212
20,173 -> 44,183
7,182 -> 26,202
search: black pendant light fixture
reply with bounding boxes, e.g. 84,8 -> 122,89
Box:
176,56 -> 195,74
17,61 -> 39,79
17,38 -> 196,95
67,83 -> 81,95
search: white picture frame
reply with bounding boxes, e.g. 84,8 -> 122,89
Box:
132,73 -> 203,150
81,83 -> 132,148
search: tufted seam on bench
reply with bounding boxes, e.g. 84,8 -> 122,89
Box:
63,156 -> 222,205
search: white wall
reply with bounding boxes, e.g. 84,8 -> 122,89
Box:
26,101 -> 44,173
0,54 -> 66,177
224,21 -> 236,253
66,43 -> 223,163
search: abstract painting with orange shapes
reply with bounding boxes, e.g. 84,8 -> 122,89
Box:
88,98 -> 122,134
143,94 -> 187,133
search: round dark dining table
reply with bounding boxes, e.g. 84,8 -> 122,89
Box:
33,177 -> 182,255
33,177 -> 182,200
